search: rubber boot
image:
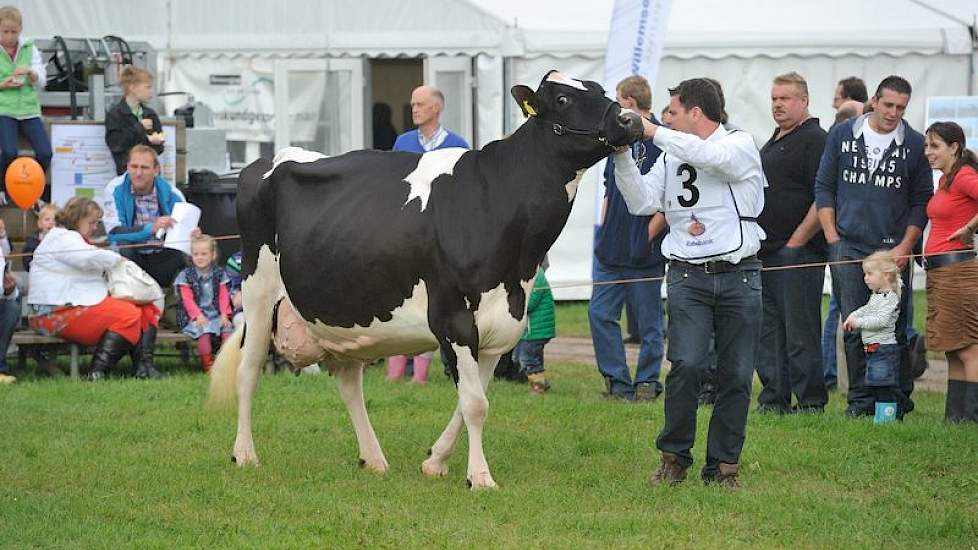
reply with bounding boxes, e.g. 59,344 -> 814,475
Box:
387,355 -> 407,381
201,352 -> 214,373
964,381 -> 978,424
411,355 -> 430,384
133,326 -> 166,379
945,379 -> 967,423
88,331 -> 133,381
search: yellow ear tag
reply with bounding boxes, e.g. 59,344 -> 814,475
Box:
523,100 -> 537,117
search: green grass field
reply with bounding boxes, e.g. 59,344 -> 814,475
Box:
2,359 -> 976,547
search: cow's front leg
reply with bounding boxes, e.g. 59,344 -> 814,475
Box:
422,404 -> 462,478
422,350 -> 500,480
335,364 -> 388,473
455,344 -> 497,489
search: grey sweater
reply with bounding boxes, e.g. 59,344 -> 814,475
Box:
852,291 -> 899,345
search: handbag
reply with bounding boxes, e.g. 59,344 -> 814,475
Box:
107,260 -> 165,311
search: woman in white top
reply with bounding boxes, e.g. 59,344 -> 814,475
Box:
28,197 -> 164,380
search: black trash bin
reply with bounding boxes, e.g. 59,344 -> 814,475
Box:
180,170 -> 240,261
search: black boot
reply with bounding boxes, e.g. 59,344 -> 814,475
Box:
945,380 -> 967,423
133,326 -> 166,379
88,331 -> 133,381
964,381 -> 978,424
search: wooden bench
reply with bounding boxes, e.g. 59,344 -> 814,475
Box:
12,330 -> 194,379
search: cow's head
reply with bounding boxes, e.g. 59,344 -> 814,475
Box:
511,71 -> 643,160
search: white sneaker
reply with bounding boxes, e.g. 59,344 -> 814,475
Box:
300,363 -> 322,375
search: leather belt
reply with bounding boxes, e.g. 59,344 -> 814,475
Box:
670,256 -> 762,274
923,250 -> 977,271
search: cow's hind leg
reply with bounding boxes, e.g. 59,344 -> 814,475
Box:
232,248 -> 279,466
335,364 -> 389,473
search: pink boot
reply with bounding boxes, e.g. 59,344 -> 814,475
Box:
387,355 -> 407,381
411,355 -> 430,384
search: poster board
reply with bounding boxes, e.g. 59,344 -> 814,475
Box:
48,120 -> 182,207
925,96 -> 978,150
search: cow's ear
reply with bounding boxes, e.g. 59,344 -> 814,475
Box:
511,85 -> 539,118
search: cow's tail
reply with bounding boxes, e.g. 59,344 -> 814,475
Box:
206,324 -> 245,412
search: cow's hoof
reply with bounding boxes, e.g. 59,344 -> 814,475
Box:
466,471 -> 497,490
359,457 -> 389,474
232,450 -> 259,467
421,458 -> 449,478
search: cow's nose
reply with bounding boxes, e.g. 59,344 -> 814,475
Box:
617,113 -> 634,127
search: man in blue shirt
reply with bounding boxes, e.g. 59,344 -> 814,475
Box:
392,86 -> 469,153
388,85 -> 469,383
589,75 -> 667,401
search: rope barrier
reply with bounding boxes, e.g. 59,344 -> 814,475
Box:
5,230 -> 973,293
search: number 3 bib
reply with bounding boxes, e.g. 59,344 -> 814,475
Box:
662,162 -> 747,260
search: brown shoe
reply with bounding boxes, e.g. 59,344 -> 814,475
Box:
649,452 -> 688,485
527,372 -> 551,394
715,462 -> 740,489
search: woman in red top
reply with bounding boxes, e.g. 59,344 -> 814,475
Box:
923,121 -> 978,423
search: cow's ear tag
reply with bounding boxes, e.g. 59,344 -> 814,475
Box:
523,101 -> 537,117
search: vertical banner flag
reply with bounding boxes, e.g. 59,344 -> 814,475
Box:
603,0 -> 674,95
596,0 -> 674,221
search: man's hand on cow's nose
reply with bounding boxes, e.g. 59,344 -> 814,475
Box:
641,117 -> 658,139
613,145 -> 630,154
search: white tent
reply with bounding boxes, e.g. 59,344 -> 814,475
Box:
488,0 -> 977,297
19,0 -> 978,298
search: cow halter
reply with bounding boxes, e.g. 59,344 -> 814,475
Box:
532,100 -> 620,150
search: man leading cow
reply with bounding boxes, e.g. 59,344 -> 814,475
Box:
613,78 -> 766,489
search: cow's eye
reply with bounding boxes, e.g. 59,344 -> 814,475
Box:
556,96 -> 569,106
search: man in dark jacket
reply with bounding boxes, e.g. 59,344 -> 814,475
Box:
814,75 -> 932,418
756,72 -> 828,413
589,75 -> 667,402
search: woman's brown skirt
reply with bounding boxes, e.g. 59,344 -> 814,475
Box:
926,258 -> 978,352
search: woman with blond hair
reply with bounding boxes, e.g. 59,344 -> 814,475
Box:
27,197 -> 164,380
105,65 -> 164,175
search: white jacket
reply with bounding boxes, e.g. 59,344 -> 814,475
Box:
614,124 -> 767,263
27,227 -> 124,307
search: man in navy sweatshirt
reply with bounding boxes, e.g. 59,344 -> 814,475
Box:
814,75 -> 932,419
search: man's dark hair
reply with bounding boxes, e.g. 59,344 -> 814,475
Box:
668,78 -> 724,123
874,75 -> 912,99
837,77 -> 868,103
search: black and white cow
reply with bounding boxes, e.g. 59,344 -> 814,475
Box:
208,71 -> 642,489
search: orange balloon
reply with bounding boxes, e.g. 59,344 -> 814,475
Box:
5,157 -> 46,210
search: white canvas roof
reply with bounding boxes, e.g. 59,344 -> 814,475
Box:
479,0 -> 977,58
17,0 -> 977,59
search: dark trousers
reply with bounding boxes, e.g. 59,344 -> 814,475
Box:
0,116 -> 53,200
125,248 -> 188,288
656,262 -> 762,471
756,246 -> 828,410
828,241 -> 914,415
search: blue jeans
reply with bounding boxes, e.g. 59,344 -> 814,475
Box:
822,293 -> 839,387
0,116 -> 53,200
513,338 -> 548,375
0,294 -> 22,374
588,259 -> 665,397
828,241 -> 914,415
657,261 -> 762,470
756,245 -> 827,410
